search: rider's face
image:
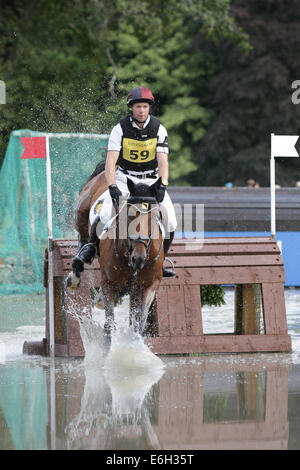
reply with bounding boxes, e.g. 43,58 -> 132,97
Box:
131,102 -> 150,124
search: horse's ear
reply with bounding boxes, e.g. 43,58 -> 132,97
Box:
127,177 -> 135,195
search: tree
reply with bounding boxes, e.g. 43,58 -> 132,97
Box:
0,0 -> 250,184
102,0 -> 250,183
190,0 -> 300,187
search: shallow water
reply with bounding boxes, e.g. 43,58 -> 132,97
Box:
0,289 -> 300,450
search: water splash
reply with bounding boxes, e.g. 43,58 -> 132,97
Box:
68,294 -> 164,371
64,358 -> 164,449
64,298 -> 165,449
105,367 -> 164,418
105,327 -> 164,371
79,315 -> 106,367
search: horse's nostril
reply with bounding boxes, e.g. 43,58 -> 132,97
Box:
131,254 -> 145,271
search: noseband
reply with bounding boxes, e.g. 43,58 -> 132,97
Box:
128,234 -> 152,258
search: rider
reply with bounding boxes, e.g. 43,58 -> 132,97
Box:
74,86 -> 177,278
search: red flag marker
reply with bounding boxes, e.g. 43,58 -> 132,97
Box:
20,136 -> 47,159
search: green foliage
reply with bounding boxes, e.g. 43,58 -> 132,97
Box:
203,394 -> 229,422
104,0 -> 250,184
200,285 -> 226,307
0,0 -> 250,183
191,0 -> 300,187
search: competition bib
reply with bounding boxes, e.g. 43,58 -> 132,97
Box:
122,137 -> 157,164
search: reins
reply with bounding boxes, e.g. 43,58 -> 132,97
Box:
111,198 -> 164,271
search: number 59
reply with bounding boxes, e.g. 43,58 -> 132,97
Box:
129,149 -> 149,160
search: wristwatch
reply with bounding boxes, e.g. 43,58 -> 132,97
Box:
161,179 -> 169,186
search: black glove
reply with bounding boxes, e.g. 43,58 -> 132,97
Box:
109,184 -> 122,205
156,184 -> 166,203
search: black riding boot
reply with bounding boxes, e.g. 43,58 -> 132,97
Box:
162,231 -> 176,278
73,216 -> 102,268
72,240 -> 87,277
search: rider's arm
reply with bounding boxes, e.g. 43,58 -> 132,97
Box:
157,123 -> 169,183
105,150 -> 120,186
106,123 -> 122,186
157,152 -> 168,182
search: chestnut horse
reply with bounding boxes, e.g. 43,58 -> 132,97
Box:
68,163 -> 164,341
99,177 -> 164,339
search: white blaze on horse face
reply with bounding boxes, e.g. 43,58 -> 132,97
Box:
127,206 -> 161,240
127,206 -> 149,240
127,208 -> 151,271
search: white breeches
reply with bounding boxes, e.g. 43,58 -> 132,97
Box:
89,168 -> 177,233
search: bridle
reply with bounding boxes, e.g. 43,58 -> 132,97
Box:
111,197 -> 164,271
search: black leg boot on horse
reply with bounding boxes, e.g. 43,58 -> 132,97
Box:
162,231 -> 176,278
66,216 -> 104,290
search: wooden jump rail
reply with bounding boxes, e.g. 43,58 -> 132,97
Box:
23,236 -> 292,357
146,237 -> 291,355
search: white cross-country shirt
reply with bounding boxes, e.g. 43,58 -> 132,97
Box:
108,115 -> 169,154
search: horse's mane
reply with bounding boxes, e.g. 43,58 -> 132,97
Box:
79,161 -> 106,192
86,161 -> 106,183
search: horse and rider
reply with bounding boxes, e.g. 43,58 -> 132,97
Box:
67,86 -> 177,338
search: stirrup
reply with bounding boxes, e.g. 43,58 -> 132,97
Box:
163,257 -> 176,278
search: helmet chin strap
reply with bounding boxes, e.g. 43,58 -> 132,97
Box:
133,117 -> 147,124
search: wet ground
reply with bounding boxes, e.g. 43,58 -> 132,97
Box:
0,288 -> 299,450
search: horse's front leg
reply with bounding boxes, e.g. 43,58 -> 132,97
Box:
130,281 -> 160,336
100,282 -> 116,348
66,261 -> 83,291
66,243 -> 86,291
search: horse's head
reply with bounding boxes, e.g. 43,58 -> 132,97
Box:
126,177 -> 162,202
124,178 -> 163,273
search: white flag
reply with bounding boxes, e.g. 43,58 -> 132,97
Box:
271,133 -> 299,158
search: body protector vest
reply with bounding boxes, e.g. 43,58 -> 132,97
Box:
117,115 -> 161,172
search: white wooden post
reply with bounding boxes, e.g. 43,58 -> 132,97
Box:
46,135 -> 55,358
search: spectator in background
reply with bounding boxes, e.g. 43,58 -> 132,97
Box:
247,179 -> 260,188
